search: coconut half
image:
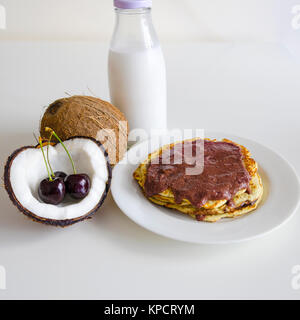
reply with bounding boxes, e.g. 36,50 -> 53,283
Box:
4,136 -> 111,227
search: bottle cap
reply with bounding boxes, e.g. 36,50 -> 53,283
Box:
114,0 -> 152,9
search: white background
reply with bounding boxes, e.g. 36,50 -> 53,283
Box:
0,0 -> 280,42
1,0 -> 300,300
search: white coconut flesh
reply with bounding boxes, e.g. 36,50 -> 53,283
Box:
9,138 -> 109,220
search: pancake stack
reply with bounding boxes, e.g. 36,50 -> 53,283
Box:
133,138 -> 263,222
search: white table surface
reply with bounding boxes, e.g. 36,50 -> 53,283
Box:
0,41 -> 300,300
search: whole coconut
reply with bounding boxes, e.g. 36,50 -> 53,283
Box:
40,96 -> 128,165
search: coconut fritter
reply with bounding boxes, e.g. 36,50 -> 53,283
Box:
133,138 -> 263,222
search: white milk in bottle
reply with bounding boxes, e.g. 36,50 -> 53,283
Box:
108,0 -> 167,136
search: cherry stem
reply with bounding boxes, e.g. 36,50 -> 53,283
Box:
39,137 -> 52,181
45,127 -> 77,175
46,132 -> 55,178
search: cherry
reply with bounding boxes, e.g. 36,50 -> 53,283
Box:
65,174 -> 91,199
44,128 -> 91,201
54,171 -> 67,180
38,177 -> 65,205
37,136 -> 66,205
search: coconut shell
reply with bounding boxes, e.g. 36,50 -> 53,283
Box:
4,136 -> 112,227
40,95 -> 128,165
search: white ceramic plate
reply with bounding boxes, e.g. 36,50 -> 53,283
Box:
111,132 -> 300,244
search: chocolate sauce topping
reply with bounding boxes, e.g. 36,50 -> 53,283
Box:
144,140 -> 251,208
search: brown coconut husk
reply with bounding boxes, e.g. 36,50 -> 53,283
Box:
40,95 -> 128,165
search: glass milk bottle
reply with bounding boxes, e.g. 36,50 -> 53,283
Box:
108,0 -> 167,136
